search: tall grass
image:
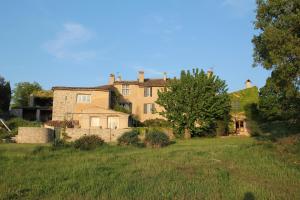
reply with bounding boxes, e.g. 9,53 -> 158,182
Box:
0,137 -> 299,199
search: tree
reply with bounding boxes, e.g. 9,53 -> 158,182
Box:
252,0 -> 300,120
259,76 -> 300,121
0,76 -> 11,113
12,82 -> 42,107
156,69 -> 231,138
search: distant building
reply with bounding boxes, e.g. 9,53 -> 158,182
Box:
10,91 -> 53,122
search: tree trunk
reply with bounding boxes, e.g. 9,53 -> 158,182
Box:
184,128 -> 191,139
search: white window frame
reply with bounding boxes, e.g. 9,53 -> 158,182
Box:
122,84 -> 130,96
144,103 -> 155,114
76,94 -> 91,103
144,87 -> 152,97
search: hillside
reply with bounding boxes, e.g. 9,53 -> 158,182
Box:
0,138 -> 299,199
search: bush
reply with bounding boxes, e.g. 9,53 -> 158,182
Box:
5,117 -> 41,135
52,139 -> 72,149
216,120 -> 229,136
144,130 -> 170,148
74,135 -> 104,150
117,130 -> 140,146
143,119 -> 170,127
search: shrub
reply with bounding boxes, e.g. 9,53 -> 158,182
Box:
143,119 -> 170,127
117,130 -> 140,146
74,135 -> 104,150
52,139 -> 72,149
144,130 -> 170,148
0,129 -> 11,143
216,120 -> 229,136
5,117 -> 41,135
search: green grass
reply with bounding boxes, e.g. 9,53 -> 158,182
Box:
0,137 -> 300,200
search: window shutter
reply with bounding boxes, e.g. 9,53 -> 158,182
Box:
144,88 -> 147,97
144,104 -> 147,114
150,87 -> 152,97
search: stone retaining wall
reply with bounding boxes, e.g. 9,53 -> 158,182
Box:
65,128 -> 132,142
16,127 -> 54,143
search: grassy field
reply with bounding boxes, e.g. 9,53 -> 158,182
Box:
0,137 -> 300,200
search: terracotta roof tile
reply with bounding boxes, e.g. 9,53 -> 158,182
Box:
52,78 -> 168,91
52,85 -> 112,91
114,78 -> 168,87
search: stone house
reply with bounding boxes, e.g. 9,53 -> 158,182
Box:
52,71 -> 167,130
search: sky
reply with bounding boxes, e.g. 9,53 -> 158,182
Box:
0,0 -> 270,92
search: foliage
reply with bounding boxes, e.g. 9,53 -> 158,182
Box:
0,75 -> 11,113
144,130 -> 170,148
52,139 -> 72,149
110,88 -> 131,114
45,120 -> 79,128
117,130 -> 140,146
142,119 -> 170,128
12,82 -> 42,107
113,105 -> 131,114
252,0 -> 300,121
157,68 -> 231,137
258,77 -> 299,121
215,119 -> 230,136
5,117 -> 42,135
32,90 -> 53,98
0,129 -> 11,141
229,87 -> 259,113
74,135 -> 104,150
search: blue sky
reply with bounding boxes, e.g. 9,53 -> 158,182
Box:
0,0 -> 270,92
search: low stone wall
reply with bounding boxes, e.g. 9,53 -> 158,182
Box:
16,127 -> 54,143
65,128 -> 132,142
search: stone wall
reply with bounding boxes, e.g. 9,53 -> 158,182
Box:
52,89 -> 110,121
65,128 -> 132,142
16,127 -> 54,143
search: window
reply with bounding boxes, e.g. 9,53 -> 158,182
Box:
144,103 -> 155,114
76,94 -> 91,103
144,87 -> 152,97
122,84 -> 130,96
119,102 -> 132,112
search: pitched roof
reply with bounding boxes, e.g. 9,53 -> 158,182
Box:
52,85 -> 112,91
114,78 -> 168,87
52,78 -> 168,91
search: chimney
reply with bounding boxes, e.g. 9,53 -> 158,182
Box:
138,71 -> 144,83
207,69 -> 213,77
163,72 -> 167,81
117,75 -> 122,82
245,79 -> 252,88
109,74 -> 115,85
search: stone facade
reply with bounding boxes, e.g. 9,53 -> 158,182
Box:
16,127 -> 54,143
113,83 -> 164,122
52,89 -> 110,121
65,128 -> 132,142
52,87 -> 130,129
52,71 -> 167,129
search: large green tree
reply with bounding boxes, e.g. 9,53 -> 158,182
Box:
0,76 -> 11,113
12,82 -> 42,107
253,0 -> 300,120
156,69 -> 230,137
